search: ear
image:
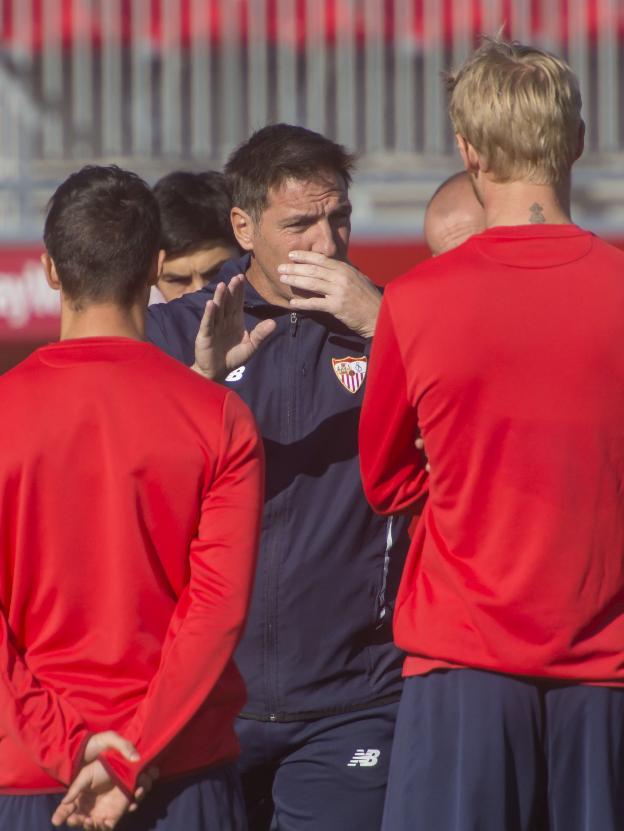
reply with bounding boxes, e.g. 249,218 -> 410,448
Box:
574,119 -> 585,162
42,253 -> 61,292
144,249 -> 165,287
455,134 -> 481,174
156,249 -> 166,284
230,207 -> 256,252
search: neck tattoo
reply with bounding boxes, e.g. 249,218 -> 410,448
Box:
529,202 -> 546,223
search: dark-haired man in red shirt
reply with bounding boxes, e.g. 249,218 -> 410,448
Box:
361,39 -> 624,831
0,164 -> 264,830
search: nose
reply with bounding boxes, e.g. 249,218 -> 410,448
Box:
311,218 -> 338,258
191,272 -> 205,293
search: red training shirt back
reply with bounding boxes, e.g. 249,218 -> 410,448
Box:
0,337 -> 262,793
360,225 -> 624,684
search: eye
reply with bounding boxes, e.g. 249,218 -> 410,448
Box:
331,210 -> 351,225
163,275 -> 192,285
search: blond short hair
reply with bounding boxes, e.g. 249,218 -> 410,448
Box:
447,38 -> 582,184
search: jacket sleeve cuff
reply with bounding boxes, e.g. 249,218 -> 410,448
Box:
99,749 -> 139,800
68,731 -> 93,783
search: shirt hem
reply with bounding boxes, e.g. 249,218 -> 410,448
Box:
0,756 -> 240,796
238,692 -> 401,722
402,656 -> 624,687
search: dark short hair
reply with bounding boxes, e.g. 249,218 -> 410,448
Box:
224,124 -> 356,219
153,170 -> 238,257
44,165 -> 161,308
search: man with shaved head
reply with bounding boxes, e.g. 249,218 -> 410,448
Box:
424,170 -> 486,255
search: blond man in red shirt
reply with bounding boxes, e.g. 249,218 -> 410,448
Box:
361,39 -> 624,831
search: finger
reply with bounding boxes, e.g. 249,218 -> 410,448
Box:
248,319 -> 277,351
212,281 -> 228,314
59,768 -> 92,806
415,438 -> 424,450
136,768 -> 157,793
96,732 -> 140,763
133,779 -> 153,801
223,275 -> 243,321
227,274 -> 246,320
203,282 -> 226,326
198,296 -> 216,335
52,802 -> 78,826
227,273 -> 245,295
287,296 -> 332,312
278,261 -> 333,281
279,273 -> 332,295
130,765 -> 159,806
286,250 -> 337,267
198,299 -> 218,341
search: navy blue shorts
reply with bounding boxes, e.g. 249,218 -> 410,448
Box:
237,700 -> 398,831
382,670 -> 624,831
0,765 -> 246,831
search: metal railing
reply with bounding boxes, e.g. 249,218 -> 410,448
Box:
0,0 -> 621,238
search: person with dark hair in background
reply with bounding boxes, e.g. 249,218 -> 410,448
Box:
151,170 -> 240,303
146,123 -> 411,831
0,164 -> 263,831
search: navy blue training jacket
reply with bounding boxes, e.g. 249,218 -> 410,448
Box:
147,255 -> 409,720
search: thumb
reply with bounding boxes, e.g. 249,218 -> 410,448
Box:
51,767 -> 91,825
249,319 -> 276,351
87,731 -> 140,763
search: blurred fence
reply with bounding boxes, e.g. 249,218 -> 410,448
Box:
3,0 -> 623,157
0,0 -> 622,241
0,0 -> 624,352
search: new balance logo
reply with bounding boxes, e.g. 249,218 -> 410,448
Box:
347,748 -> 380,767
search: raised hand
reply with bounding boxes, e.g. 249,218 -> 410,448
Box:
278,251 -> 382,338
193,274 -> 276,382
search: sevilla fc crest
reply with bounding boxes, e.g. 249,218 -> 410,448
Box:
332,356 -> 368,394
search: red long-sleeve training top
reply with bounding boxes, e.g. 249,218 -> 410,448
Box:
360,225 -> 624,684
0,337 -> 263,795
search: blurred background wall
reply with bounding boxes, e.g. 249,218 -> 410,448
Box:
1,0 -> 623,371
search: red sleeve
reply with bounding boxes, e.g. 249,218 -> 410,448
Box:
0,611 -> 90,784
360,292 -> 428,514
100,391 -> 264,795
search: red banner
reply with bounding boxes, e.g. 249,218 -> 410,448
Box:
0,241 -> 434,343
1,1 -> 623,50
0,247 -> 59,342
1,238 -> 623,342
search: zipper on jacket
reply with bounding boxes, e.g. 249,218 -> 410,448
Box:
265,312 -> 300,717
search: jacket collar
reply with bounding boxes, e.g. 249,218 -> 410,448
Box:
198,253 -> 277,311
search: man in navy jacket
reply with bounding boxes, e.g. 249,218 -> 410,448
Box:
147,124 -> 410,831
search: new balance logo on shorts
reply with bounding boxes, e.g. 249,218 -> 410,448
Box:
347,749 -> 380,767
